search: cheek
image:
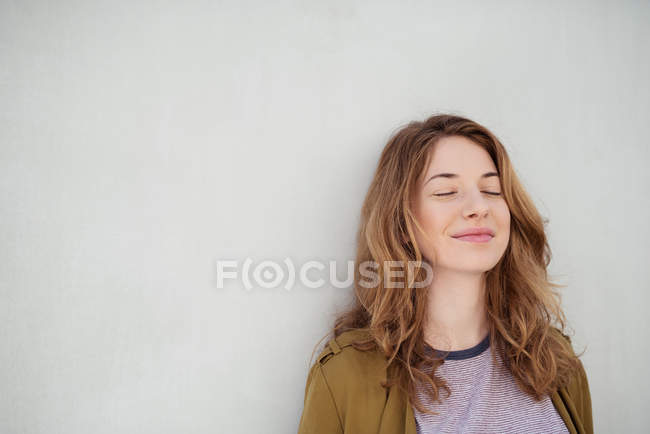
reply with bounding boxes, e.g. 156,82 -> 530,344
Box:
413,205 -> 449,259
419,205 -> 451,236
495,203 -> 511,242
492,200 -> 510,224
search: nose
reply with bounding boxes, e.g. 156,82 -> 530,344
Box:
463,190 -> 489,220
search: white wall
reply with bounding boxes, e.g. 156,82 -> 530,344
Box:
1,1 -> 648,433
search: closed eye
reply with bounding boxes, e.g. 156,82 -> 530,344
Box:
433,191 -> 501,197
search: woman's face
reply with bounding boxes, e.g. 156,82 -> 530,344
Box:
412,135 -> 511,274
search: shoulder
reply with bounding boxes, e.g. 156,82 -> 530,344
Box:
314,329 -> 388,383
552,327 -> 594,434
299,330 -> 390,433
309,329 -> 389,409
551,327 -> 589,389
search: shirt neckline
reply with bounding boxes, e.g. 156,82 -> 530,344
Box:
424,333 -> 490,360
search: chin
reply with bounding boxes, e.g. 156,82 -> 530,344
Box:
457,258 -> 500,272
434,262 -> 496,274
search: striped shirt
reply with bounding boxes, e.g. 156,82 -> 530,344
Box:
413,333 -> 569,434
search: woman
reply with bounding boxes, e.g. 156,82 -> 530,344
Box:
297,114 -> 593,434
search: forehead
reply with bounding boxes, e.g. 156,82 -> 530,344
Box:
425,136 -> 496,174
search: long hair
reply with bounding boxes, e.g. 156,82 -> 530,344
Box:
312,113 -> 584,416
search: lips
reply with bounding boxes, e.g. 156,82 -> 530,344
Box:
451,227 -> 495,238
454,234 -> 493,243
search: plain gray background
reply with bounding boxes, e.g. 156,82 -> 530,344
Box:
2,1 -> 649,433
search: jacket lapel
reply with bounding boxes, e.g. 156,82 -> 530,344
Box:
377,378 -> 417,434
404,399 -> 417,434
553,385 -> 588,434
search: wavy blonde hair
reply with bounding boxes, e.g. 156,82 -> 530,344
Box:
313,113 -> 584,416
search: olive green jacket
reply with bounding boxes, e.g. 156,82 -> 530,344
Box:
298,329 -> 593,434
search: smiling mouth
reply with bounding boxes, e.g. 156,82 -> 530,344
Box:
452,234 -> 493,243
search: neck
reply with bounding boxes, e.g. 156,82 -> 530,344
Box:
423,268 -> 489,351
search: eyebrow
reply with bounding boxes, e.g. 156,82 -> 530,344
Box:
425,171 -> 499,185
